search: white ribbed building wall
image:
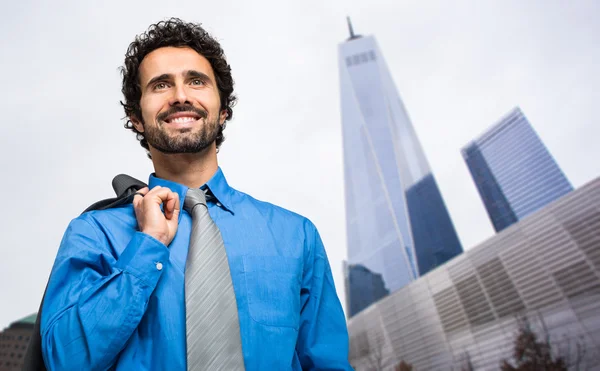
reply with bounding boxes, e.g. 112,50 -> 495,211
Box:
348,177 -> 600,370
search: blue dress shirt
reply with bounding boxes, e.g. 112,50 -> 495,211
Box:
41,168 -> 353,370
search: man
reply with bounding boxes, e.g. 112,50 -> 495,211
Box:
40,18 -> 352,370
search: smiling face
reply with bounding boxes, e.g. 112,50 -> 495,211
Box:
132,46 -> 227,155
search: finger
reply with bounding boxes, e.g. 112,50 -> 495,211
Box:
145,186 -> 178,209
133,195 -> 142,208
143,185 -> 162,197
133,187 -> 149,207
164,191 -> 177,219
167,193 -> 181,226
143,186 -> 167,204
173,191 -> 181,213
137,187 -> 150,195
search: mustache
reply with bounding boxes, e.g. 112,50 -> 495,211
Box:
157,105 -> 208,122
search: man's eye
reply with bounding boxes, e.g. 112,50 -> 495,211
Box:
191,79 -> 205,86
154,82 -> 168,90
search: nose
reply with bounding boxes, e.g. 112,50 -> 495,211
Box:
169,84 -> 191,106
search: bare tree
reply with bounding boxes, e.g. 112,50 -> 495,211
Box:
501,317 -> 567,371
349,331 -> 385,371
501,314 -> 600,371
365,331 -> 385,371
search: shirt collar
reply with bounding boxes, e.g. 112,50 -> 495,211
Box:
148,166 -> 235,214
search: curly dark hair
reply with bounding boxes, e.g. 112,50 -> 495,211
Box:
120,18 -> 236,154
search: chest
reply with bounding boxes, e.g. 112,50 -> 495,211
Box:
148,207 -> 306,329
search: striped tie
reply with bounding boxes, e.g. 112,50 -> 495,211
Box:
183,188 -> 245,371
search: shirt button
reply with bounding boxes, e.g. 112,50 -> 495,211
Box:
216,202 -> 222,207
156,262 -> 163,271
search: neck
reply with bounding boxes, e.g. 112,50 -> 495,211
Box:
149,143 -> 219,189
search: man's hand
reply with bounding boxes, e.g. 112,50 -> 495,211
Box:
133,186 -> 181,246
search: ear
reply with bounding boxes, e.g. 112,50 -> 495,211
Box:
219,110 -> 228,126
130,116 -> 145,133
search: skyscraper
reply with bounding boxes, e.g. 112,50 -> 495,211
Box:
462,107 -> 573,232
339,19 -> 463,317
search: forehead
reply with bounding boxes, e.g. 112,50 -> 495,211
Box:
138,46 -> 215,85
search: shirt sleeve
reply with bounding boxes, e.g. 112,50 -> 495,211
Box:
296,220 -> 354,371
41,214 -> 169,370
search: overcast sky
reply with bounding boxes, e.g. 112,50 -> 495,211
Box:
1,0 -> 599,328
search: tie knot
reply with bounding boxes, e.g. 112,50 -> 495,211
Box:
184,188 -> 207,214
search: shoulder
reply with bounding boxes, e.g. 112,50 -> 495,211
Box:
53,205 -> 138,263
67,204 -> 137,237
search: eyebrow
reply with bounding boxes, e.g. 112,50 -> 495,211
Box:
145,70 -> 212,89
146,73 -> 172,89
186,70 -> 211,82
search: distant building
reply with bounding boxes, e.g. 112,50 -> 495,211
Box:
339,19 -> 462,317
345,263 -> 390,316
347,176 -> 600,370
462,107 -> 573,232
0,314 -> 35,371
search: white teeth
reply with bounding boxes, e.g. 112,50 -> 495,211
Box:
170,116 -> 197,124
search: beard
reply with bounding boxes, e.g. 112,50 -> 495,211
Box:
142,105 -> 220,154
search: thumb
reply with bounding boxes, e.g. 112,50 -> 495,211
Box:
165,192 -> 181,220
166,193 -> 181,227
167,205 -> 181,239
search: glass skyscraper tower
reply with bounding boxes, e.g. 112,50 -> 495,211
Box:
462,107 -> 573,233
339,20 -> 463,317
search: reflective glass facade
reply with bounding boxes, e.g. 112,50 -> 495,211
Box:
407,174 -> 464,274
462,107 -> 573,232
345,263 -> 390,318
348,177 -> 600,370
339,34 -> 463,318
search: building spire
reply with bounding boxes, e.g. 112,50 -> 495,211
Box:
347,17 -> 355,38
346,16 -> 362,41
